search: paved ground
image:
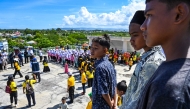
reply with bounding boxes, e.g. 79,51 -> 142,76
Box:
0,59 -> 135,109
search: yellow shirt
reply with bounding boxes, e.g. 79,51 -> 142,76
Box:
14,62 -> 20,70
129,60 -> 133,66
133,55 -> 137,61
81,61 -> 85,69
10,81 -> 17,91
84,64 -> 88,71
86,71 -> 94,79
22,79 -> 36,89
43,62 -> 48,66
81,72 -> 87,83
86,100 -> 92,109
117,96 -> 122,106
68,76 -> 75,87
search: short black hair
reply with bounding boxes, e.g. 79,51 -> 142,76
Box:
117,81 -> 127,92
92,34 -> 110,49
25,75 -> 29,80
145,0 -> 190,10
62,97 -> 67,100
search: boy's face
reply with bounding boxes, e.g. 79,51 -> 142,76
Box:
141,0 -> 174,47
62,99 -> 66,104
90,42 -> 107,59
129,23 -> 147,50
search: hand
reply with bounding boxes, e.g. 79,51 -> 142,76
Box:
112,105 -> 117,109
109,100 -> 114,108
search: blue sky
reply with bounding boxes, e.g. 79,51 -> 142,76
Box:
0,0 -> 145,29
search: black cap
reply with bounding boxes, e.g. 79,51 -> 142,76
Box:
130,10 -> 145,25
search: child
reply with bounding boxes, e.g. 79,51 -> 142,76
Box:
59,97 -> 68,109
117,80 -> 127,107
91,34 -> 117,109
86,65 -> 94,87
80,68 -> 87,95
132,54 -> 137,64
13,56 -> 23,78
7,75 -> 18,107
118,54 -> 122,64
120,10 -> 165,109
128,58 -> 133,71
64,61 -> 68,73
43,56 -> 50,72
86,92 -> 92,109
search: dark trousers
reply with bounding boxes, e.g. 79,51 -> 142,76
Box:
19,60 -> 24,66
82,83 -> 86,93
88,78 -> 93,87
26,92 -> 36,106
10,60 -> 14,68
69,86 -> 75,102
34,72 -> 41,82
24,56 -> 28,63
129,65 -> 132,71
10,91 -> 17,104
13,70 -> 23,78
30,56 -> 33,61
40,56 -> 43,62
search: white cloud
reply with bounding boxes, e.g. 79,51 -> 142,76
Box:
61,0 -> 145,29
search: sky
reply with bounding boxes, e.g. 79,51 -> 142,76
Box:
0,0 -> 145,29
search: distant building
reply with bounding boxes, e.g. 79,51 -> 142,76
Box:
0,39 -> 8,52
87,36 -> 144,53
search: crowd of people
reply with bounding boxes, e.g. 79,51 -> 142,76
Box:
5,50 -> 50,108
4,0 -> 190,109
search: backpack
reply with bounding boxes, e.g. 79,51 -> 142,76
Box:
5,85 -> 11,94
26,80 -> 34,94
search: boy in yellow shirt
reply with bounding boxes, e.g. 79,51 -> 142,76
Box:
13,57 -> 23,78
67,72 -> 75,103
86,92 -> 92,109
128,58 -> 133,71
117,80 -> 127,107
80,68 -> 87,95
22,74 -> 36,107
86,65 -> 94,87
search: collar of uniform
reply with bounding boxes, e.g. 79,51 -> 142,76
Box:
94,56 -> 108,67
140,46 -> 161,61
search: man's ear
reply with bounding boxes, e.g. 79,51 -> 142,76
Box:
174,3 -> 190,24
